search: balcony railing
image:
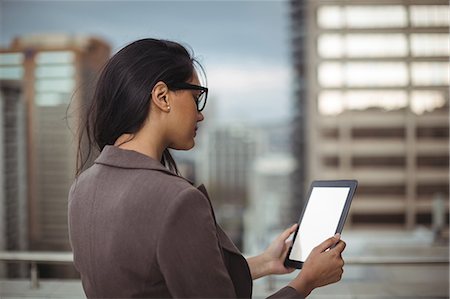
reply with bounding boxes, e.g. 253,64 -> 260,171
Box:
0,251 -> 448,289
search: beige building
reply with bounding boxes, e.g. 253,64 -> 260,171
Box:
291,0 -> 449,229
0,35 -> 110,275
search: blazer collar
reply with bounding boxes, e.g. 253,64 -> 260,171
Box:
95,145 -> 194,185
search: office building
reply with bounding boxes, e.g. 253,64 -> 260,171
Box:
243,154 -> 295,255
0,34 -> 110,276
291,0 -> 449,228
0,80 -> 27,277
199,124 -> 263,249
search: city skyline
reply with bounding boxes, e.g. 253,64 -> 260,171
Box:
1,0 -> 294,124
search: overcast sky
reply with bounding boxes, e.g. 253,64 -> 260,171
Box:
1,0 -> 294,124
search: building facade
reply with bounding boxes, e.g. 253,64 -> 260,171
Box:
291,0 -> 449,228
0,80 -> 27,277
198,124 -> 264,249
243,154 -> 296,255
0,35 -> 110,276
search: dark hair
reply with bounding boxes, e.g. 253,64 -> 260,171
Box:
76,38 -> 204,176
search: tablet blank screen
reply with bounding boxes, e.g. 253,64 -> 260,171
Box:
289,187 -> 350,262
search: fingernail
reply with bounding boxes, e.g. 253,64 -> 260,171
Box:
334,233 -> 341,240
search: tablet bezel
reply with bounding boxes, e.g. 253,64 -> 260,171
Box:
284,179 -> 358,269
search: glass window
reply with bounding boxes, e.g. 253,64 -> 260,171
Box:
318,34 -> 343,58
417,183 -> 449,196
318,5 -> 407,28
345,6 -> 407,28
410,5 -> 450,27
417,155 -> 449,168
346,34 -> 407,57
36,51 -> 75,64
357,184 -> 405,196
352,127 -> 405,139
0,66 -> 24,79
323,156 -> 339,167
318,90 -> 407,115
35,92 -> 69,106
318,91 -> 344,115
35,78 -> 75,93
353,156 -> 405,168
411,90 -> 447,114
317,6 -> 344,28
411,62 -> 449,86
318,63 -> 343,87
345,90 -> 407,111
318,34 -> 407,58
0,53 -> 24,65
346,62 -> 408,87
416,126 -> 449,139
319,63 -> 408,87
411,34 -> 450,57
35,65 -> 75,78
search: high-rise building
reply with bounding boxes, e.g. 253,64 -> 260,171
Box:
291,0 -> 449,229
0,80 -> 27,278
0,34 -> 110,276
198,124 -> 263,249
243,154 -> 295,255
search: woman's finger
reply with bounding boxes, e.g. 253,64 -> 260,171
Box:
279,223 -> 298,241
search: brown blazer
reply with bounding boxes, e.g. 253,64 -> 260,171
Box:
68,146 -> 303,298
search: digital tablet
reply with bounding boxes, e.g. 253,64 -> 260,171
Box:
284,180 -> 358,269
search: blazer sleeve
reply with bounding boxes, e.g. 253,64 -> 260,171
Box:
156,188 -> 237,298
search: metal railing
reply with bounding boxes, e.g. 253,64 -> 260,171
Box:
0,251 -> 73,288
0,251 -> 448,289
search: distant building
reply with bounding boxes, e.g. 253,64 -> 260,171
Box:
0,34 -> 110,276
291,0 -> 449,229
0,80 -> 27,278
198,124 -> 263,249
243,154 -> 296,255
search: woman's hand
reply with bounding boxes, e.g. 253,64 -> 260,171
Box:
261,223 -> 298,275
288,234 -> 346,297
247,224 -> 297,279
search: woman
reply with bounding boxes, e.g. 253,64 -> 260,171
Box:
68,38 -> 346,298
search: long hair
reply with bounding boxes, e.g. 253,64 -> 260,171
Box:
76,38 -> 204,176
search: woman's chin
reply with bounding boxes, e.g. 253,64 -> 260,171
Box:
170,140 -> 195,151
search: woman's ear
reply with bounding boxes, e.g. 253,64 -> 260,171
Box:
151,81 -> 171,113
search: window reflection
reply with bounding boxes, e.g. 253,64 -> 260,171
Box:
411,91 -> 446,114
411,34 -> 450,57
410,5 -> 450,27
319,62 -> 408,87
35,78 -> 74,93
35,92 -> 69,106
411,62 -> 449,86
319,34 -> 407,58
318,6 -> 407,28
0,66 -> 23,79
0,53 -> 24,65
35,65 -> 75,78
319,90 -> 408,115
35,51 -> 75,64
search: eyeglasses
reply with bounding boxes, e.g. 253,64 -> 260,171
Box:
169,82 -> 208,112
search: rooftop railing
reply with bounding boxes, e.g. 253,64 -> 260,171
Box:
0,251 -> 448,289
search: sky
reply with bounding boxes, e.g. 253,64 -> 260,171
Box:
0,0 -> 294,125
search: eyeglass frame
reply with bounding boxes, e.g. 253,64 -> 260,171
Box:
169,82 -> 208,112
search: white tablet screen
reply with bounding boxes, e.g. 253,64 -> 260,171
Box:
289,187 -> 350,262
